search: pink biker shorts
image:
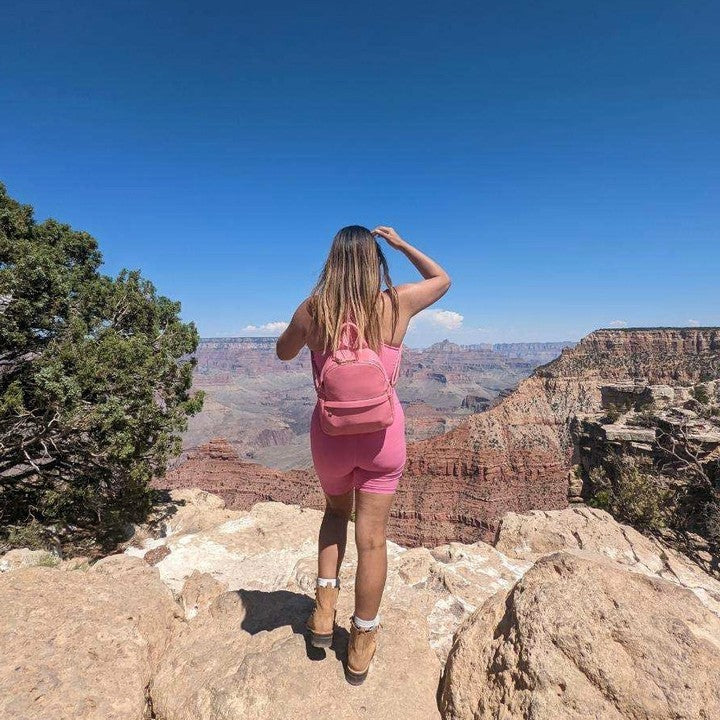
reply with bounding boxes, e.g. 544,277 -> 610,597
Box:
310,392 -> 407,496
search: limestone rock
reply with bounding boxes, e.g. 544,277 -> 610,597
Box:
179,569 -> 229,619
602,423 -> 656,443
4,488 -> 720,720
494,506 -> 720,616
0,547 -> 57,572
567,467 -> 584,500
439,552 -> 720,720
144,544 -> 171,565
151,590 -> 442,720
127,491 -> 530,661
58,555 -> 91,570
0,555 -> 179,720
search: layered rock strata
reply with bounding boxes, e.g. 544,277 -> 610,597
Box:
163,329 -> 720,548
393,328 -> 720,545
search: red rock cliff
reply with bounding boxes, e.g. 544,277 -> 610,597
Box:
390,328 -> 720,545
158,328 -> 720,547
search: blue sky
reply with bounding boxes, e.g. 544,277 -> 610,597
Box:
2,1 -> 718,346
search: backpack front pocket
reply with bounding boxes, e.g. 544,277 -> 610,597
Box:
319,392 -> 395,435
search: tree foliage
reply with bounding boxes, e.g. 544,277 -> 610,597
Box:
0,183 -> 204,553
588,454 -> 670,531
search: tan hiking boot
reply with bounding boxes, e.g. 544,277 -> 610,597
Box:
306,584 -> 339,648
345,618 -> 380,685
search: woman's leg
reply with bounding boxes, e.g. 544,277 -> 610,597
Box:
317,489 -> 354,579
353,489 -> 395,620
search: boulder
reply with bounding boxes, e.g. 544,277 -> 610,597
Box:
494,506 -> 720,617
646,384 -> 676,406
439,552 -> 720,720
4,489 -> 720,720
602,424 -> 656,443
178,569 -> 229,619
0,555 -> 180,720
127,495 -> 530,661
151,589 -> 442,720
0,547 -> 57,571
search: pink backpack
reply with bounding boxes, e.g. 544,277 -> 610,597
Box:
311,321 -> 401,436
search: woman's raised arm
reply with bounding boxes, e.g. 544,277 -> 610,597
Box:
372,226 -> 451,317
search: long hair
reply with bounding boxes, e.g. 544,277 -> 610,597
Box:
309,225 -> 400,354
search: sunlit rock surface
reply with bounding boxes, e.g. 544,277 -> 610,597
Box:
2,488 -> 719,719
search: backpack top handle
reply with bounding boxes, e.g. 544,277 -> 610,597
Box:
334,320 -> 367,358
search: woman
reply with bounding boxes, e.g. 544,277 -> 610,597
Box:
276,225 -> 450,684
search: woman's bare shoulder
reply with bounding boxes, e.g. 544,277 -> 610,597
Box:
382,285 -> 414,315
295,296 -> 315,320
385,284 -> 413,302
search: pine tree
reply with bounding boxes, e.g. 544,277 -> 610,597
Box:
0,183 -> 204,553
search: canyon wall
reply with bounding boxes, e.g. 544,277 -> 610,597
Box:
161,328 -> 720,548
391,328 -> 720,545
159,438 -> 324,511
182,337 -> 551,469
492,340 -> 575,365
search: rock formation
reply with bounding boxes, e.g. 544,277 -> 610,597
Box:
493,340 -> 576,365
0,554 -> 179,720
2,490 -> 719,719
158,439 -> 324,512
162,328 -> 720,549
438,552 -> 720,719
393,327 -> 720,546
181,336 -> 553,468
540,327 -> 720,383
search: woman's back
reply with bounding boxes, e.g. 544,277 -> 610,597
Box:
304,290 -> 407,354
276,225 -> 450,364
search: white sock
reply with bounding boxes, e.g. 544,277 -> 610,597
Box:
317,577 -> 339,588
352,613 -> 380,630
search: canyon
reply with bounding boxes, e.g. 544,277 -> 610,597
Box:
181,337 -> 573,470
161,328 -> 720,548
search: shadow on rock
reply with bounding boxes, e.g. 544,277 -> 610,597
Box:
234,588 -> 350,663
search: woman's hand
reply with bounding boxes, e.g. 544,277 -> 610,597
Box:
371,226 -> 406,250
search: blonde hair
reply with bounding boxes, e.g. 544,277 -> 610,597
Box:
309,225 -> 399,354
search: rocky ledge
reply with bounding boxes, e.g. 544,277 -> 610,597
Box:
2,490 -> 719,719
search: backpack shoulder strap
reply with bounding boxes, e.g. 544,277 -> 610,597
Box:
310,350 -> 323,394
337,320 -> 366,351
389,344 -> 403,386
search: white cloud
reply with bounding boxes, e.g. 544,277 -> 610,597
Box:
238,321 -> 288,336
608,320 -> 628,328
688,319 -> 700,327
408,309 -> 464,332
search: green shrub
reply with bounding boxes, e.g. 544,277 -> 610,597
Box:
588,488 -> 611,511
691,384 -> 710,405
35,553 -> 60,567
0,183 -> 204,553
5,520 -> 48,551
588,456 -> 670,531
604,403 -> 622,423
627,408 -> 657,428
